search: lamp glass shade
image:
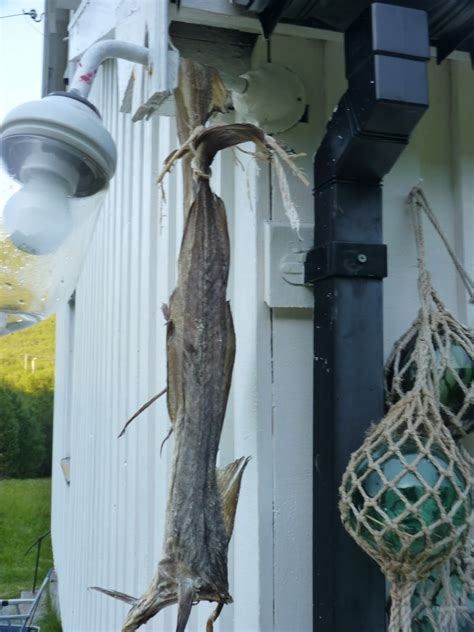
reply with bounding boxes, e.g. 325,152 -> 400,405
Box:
0,140 -> 107,335
0,92 -> 116,335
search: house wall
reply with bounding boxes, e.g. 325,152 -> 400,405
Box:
51,3 -> 474,631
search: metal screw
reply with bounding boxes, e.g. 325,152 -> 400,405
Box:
357,253 -> 367,263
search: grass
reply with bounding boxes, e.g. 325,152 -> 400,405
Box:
36,589 -> 63,632
0,478 -> 54,598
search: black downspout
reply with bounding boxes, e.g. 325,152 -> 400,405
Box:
305,4 -> 430,631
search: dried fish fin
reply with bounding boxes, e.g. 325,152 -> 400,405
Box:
89,586 -> 138,606
119,578 -> 229,632
118,388 -> 167,438
221,290 -> 235,407
160,426 -> 173,457
156,126 -> 205,186
176,578 -> 195,632
217,457 -> 251,542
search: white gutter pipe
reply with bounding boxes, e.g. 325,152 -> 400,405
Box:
69,40 -> 151,99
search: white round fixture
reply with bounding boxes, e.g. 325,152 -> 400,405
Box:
0,92 -> 117,334
231,63 -> 307,133
0,39 -> 150,336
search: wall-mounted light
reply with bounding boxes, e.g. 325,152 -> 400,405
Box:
0,29 -> 306,336
0,40 -> 150,335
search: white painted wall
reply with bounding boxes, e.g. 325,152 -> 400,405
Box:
52,4 -> 473,632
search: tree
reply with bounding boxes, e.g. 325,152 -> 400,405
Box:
0,317 -> 55,478
14,391 -> 46,479
0,387 -> 20,478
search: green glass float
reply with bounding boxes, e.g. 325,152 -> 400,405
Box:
410,569 -> 474,631
386,335 -> 474,436
348,439 -> 469,565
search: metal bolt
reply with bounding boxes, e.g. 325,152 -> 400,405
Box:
357,253 -> 367,263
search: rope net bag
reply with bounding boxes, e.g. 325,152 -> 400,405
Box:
339,188 -> 473,632
385,188 -> 474,440
339,390 -> 471,632
384,188 -> 474,628
409,451 -> 473,631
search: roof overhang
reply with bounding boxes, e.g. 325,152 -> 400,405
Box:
232,0 -> 474,65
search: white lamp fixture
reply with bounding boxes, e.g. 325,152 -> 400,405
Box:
0,40 -> 150,335
0,32 -> 305,336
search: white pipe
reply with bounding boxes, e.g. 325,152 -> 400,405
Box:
69,37 -> 249,105
69,40 -> 150,99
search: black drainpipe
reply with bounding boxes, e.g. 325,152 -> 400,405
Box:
304,3 -> 430,630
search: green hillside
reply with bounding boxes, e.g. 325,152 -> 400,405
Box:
0,316 -> 55,380
0,318 -> 55,478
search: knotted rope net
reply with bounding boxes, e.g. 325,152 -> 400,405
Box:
410,450 -> 473,631
385,188 -> 474,440
340,187 -> 473,632
340,390 -> 471,632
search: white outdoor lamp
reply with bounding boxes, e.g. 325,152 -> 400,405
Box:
0,28 -> 306,336
0,40 -> 150,335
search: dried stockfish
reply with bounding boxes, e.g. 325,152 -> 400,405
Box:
94,124 -> 254,632
93,60 -> 306,631
119,126 -> 254,631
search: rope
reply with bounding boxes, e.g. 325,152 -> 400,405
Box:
385,191 -> 474,439
389,582 -> 417,632
409,187 -> 474,304
410,451 -> 473,631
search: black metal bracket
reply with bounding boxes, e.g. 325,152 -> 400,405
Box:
305,242 -> 387,283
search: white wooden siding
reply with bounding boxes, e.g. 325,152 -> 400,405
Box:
52,11 -> 473,632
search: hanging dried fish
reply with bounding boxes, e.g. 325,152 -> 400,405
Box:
94,124 -> 250,630
93,60 -> 307,631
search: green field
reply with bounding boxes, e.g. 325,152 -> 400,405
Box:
0,478 -> 53,598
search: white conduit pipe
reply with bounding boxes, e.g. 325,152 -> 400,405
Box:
69,40 -> 151,99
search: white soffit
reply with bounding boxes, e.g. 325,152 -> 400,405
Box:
171,0 -> 472,63
66,0 -> 471,120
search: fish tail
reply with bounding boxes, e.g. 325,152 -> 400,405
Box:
176,578 -> 194,632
